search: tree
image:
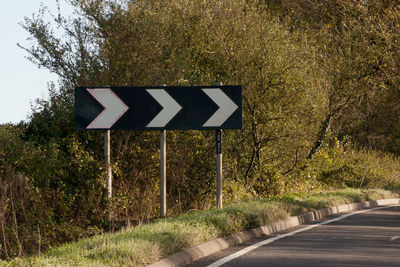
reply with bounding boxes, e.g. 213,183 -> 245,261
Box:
4,0 -> 398,259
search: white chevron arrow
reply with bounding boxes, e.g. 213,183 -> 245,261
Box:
86,88 -> 129,129
146,89 -> 182,127
202,88 -> 238,127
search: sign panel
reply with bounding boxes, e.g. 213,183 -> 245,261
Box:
75,85 -> 242,130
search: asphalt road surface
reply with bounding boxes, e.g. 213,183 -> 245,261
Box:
187,205 -> 400,267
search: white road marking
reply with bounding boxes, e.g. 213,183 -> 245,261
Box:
207,204 -> 400,267
390,236 -> 399,241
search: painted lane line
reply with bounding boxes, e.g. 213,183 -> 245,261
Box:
390,236 -> 399,241
207,204 -> 400,267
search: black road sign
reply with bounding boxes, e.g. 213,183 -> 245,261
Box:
75,85 -> 242,130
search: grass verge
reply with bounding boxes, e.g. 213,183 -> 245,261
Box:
3,188 -> 399,267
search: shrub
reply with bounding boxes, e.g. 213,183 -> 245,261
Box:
308,139 -> 400,189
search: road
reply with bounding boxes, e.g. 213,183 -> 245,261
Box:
187,205 -> 400,267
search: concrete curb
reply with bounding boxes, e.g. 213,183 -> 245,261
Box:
148,198 -> 400,267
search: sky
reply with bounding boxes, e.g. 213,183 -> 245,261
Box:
0,1 -> 74,124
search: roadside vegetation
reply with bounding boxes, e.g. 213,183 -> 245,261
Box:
4,188 -> 399,266
1,0 -> 399,263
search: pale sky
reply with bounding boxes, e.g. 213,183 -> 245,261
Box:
0,1 -> 74,124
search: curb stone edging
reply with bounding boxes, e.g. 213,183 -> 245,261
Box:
147,198 -> 400,267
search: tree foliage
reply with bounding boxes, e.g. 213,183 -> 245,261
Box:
0,0 -> 399,259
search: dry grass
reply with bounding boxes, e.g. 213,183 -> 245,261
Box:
3,188 -> 398,267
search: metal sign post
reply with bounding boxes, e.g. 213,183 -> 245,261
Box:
160,130 -> 167,217
216,129 -> 223,209
159,84 -> 167,217
215,82 -> 223,209
104,130 -> 112,199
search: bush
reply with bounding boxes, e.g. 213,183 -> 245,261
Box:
307,139 -> 400,189
0,125 -> 107,260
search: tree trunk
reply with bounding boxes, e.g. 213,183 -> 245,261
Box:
307,114 -> 333,159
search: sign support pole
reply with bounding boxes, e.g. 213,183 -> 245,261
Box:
159,84 -> 167,217
216,129 -> 223,209
160,130 -> 167,217
215,81 -> 223,209
104,130 -> 112,199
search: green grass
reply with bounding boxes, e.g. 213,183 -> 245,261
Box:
3,188 -> 399,267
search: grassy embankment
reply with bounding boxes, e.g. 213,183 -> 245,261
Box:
3,188 -> 399,267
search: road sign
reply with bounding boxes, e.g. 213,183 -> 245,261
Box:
75,85 -> 242,130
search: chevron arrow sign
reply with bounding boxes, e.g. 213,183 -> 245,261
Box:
75,85 -> 242,130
